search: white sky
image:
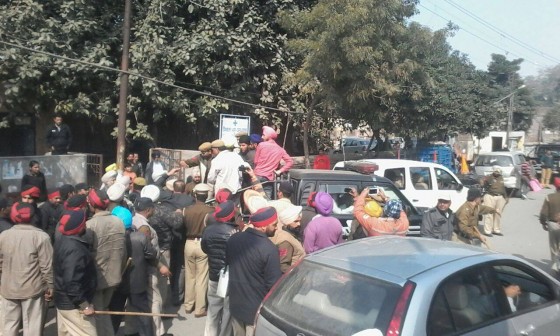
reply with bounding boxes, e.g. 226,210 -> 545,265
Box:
412,0 -> 560,78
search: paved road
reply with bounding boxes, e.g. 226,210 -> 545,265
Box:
42,187 -> 554,336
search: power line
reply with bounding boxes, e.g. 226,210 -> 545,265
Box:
445,0 -> 560,64
417,3 -> 543,68
0,39 -> 303,114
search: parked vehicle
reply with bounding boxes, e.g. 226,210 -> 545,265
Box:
255,236 -> 560,336
334,137 -> 376,154
525,143 -> 560,177
284,164 -> 423,237
473,152 -> 527,197
333,159 -> 468,211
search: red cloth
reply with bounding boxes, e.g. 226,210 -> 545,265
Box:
253,140 -> 294,181
313,154 -> 331,170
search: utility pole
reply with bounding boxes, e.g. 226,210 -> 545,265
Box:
506,91 -> 514,148
116,0 -> 132,169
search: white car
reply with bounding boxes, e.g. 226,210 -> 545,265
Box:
334,159 -> 468,211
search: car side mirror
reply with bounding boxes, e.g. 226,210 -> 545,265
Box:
456,184 -> 464,191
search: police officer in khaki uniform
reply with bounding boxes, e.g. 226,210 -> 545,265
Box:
179,142 -> 213,184
482,166 -> 507,236
183,183 -> 214,317
540,178 -> 560,275
454,188 -> 496,246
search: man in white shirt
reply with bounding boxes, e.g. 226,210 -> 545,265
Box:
207,140 -> 245,195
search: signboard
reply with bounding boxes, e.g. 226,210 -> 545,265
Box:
219,114 -> 251,143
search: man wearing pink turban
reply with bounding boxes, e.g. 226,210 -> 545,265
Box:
253,126 -> 294,198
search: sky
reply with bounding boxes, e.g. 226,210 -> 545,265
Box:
412,0 -> 560,78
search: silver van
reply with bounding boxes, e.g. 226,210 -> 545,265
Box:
473,152 -> 527,196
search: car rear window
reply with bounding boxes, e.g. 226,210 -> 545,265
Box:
260,260 -> 402,336
475,155 -> 514,167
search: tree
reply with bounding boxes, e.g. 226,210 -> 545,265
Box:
487,54 -> 534,132
0,0 -> 313,144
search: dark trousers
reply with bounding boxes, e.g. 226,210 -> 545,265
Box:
170,243 -> 185,305
52,147 -> 68,155
129,292 -> 155,336
257,176 -> 273,199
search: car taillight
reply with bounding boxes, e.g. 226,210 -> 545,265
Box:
386,281 -> 415,336
253,258 -> 304,331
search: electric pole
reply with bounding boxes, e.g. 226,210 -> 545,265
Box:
116,0 -> 132,169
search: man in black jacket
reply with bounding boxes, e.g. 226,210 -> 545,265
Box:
226,207 -> 282,336
54,209 -> 98,335
201,200 -> 238,336
421,194 -> 455,241
0,197 -> 13,233
46,114 -> 72,155
141,185 -> 183,308
39,189 -> 63,242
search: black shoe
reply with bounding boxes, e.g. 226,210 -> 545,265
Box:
493,232 -> 504,236
483,233 -> 493,237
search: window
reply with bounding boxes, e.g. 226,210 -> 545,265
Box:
410,167 -> 432,190
427,266 -> 506,336
318,183 -> 358,215
491,264 -> 555,314
261,261 -> 402,336
435,168 -> 459,190
384,168 -> 406,190
476,155 -> 514,167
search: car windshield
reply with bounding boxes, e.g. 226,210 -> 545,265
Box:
475,155 -> 514,167
260,260 -> 402,336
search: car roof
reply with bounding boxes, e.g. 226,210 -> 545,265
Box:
333,159 -> 451,170
307,236 -> 494,283
478,151 -> 524,157
289,168 -> 394,184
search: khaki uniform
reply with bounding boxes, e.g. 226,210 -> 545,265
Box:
540,192 -> 560,272
454,202 -> 495,245
269,230 -> 305,273
482,176 -> 507,234
183,201 -> 213,315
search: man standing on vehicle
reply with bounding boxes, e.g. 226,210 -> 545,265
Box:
421,194 -> 455,240
226,207 -> 282,336
540,150 -> 554,188
454,188 -> 496,246
254,126 -> 294,198
207,140 -> 245,196
539,178 -> 560,276
46,114 -> 72,155
482,166 -> 507,236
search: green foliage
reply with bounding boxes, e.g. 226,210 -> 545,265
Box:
543,106 -> 560,132
0,0 -> 314,139
487,54 -> 534,132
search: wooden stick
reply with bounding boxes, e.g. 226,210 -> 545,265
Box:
83,310 -> 178,318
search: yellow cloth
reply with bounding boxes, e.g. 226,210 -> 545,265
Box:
460,155 -> 469,175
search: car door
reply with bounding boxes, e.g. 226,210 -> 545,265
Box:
426,265 -> 517,336
489,263 -> 560,336
408,166 -> 434,209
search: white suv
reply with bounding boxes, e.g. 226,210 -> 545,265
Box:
334,159 -> 469,211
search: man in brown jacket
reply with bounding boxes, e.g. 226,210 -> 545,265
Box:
454,188 -> 496,247
0,202 -> 53,336
183,183 -> 214,317
86,189 -> 126,336
540,178 -> 560,275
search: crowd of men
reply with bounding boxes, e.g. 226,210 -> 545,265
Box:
3,119 -> 560,336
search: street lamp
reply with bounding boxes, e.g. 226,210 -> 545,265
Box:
494,85 -> 526,149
